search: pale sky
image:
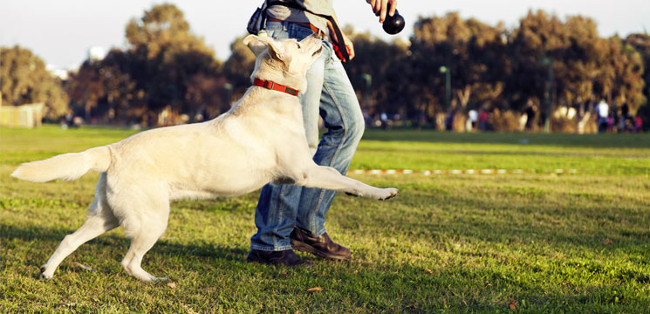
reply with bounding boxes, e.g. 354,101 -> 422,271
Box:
1,0 -> 649,70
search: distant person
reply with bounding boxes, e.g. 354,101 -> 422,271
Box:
620,102 -> 632,132
73,116 -> 83,128
65,113 -> 73,128
59,118 -> 68,130
445,111 -> 455,131
621,102 -> 629,118
596,100 -> 609,133
525,104 -> 535,131
635,116 -> 643,133
607,114 -> 614,132
380,112 -> 388,129
468,109 -> 478,131
479,109 -> 488,131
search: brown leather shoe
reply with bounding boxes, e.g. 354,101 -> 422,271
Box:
290,227 -> 351,261
246,249 -> 313,267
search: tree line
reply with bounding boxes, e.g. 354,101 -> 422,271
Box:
1,4 -> 648,131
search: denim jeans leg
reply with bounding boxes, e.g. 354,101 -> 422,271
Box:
295,42 -> 365,237
250,21 -> 329,251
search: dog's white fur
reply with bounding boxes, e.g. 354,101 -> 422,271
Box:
11,35 -> 398,281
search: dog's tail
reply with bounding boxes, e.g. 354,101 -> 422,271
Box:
11,146 -> 111,183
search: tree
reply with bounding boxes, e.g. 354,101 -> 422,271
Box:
223,35 -> 257,98
625,34 -> 650,97
625,33 -> 650,129
66,3 -> 228,125
67,49 -> 138,123
0,46 -> 69,118
409,13 -> 507,120
343,28 -> 410,117
508,10 -> 646,125
124,3 -> 224,119
66,59 -> 105,120
607,37 -> 645,113
622,34 -> 649,114
100,50 -> 139,122
507,10 -> 569,115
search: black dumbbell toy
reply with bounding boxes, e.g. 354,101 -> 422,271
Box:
382,3 -> 405,35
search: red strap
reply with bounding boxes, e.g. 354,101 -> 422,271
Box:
253,79 -> 299,96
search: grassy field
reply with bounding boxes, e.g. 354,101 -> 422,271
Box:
1,125 -> 650,312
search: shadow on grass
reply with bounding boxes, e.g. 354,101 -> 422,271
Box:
2,223 -> 650,311
0,223 -> 248,264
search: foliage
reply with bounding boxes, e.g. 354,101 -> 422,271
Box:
410,12 -> 508,114
343,28 -> 410,117
0,46 -> 69,118
343,10 -> 647,129
2,5 -> 649,129
2,126 -> 650,311
66,50 -> 137,123
222,35 -> 257,99
623,34 -> 650,113
124,4 -> 224,118
65,3 -> 226,125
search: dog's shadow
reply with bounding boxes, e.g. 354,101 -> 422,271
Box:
0,223 -> 248,270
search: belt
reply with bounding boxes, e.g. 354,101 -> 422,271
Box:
267,17 -> 326,37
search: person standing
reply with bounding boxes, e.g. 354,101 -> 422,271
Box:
468,109 -> 478,131
479,109 -> 488,131
596,99 -> 609,133
246,0 -> 400,266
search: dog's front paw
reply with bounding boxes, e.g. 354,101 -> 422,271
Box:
40,266 -> 53,280
377,188 -> 398,200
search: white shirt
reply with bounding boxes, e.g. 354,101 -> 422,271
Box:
597,101 -> 609,118
469,110 -> 478,122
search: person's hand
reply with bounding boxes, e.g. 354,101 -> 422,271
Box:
367,0 -> 397,23
342,33 -> 355,60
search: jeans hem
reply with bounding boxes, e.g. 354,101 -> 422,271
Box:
296,224 -> 327,238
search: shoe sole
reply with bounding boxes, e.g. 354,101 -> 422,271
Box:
246,256 -> 313,267
291,240 -> 351,261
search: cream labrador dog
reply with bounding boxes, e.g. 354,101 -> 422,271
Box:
12,34 -> 398,281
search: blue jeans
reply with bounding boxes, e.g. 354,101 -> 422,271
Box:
250,21 -> 365,251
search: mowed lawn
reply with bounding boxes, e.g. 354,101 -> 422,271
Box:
1,125 -> 650,312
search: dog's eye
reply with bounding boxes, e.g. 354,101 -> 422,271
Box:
296,43 -> 301,49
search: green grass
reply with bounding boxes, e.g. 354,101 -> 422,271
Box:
1,125 -> 650,312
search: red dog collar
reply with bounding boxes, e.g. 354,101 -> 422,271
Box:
253,79 -> 299,96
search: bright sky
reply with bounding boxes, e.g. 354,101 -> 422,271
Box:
1,0 -> 649,69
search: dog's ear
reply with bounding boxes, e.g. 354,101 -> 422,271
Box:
243,34 -> 286,60
243,35 -> 267,56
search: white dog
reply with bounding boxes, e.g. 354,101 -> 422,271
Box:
12,34 -> 398,281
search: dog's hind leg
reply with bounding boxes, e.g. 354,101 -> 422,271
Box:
120,206 -> 169,282
41,175 -> 119,279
